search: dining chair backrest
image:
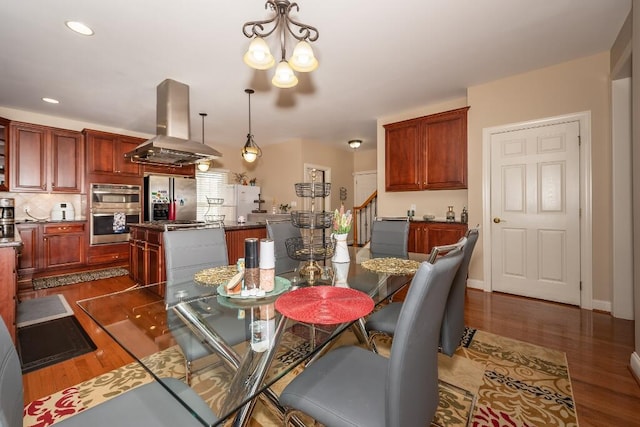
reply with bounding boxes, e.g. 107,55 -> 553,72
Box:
387,248 -> 463,426
440,228 -> 479,356
266,219 -> 300,275
164,227 -> 228,283
163,227 -> 228,304
369,218 -> 409,259
0,317 -> 23,427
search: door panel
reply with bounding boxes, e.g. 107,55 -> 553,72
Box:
491,121 -> 580,305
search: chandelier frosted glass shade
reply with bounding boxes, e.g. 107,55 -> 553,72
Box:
243,37 -> 276,70
290,41 -> 318,72
272,60 -> 299,88
197,161 -> 211,171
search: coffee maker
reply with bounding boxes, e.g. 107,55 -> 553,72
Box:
0,198 -> 15,224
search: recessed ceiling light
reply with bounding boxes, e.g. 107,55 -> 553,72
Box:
42,97 -> 59,104
65,20 -> 94,36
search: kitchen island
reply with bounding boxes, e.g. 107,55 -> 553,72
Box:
128,221 -> 267,296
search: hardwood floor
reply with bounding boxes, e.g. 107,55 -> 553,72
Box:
21,279 -> 640,426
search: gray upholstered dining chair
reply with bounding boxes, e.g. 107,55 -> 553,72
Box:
365,228 -> 479,356
0,317 -> 217,427
279,249 -> 463,427
369,217 -> 410,259
163,227 -> 247,384
265,219 -> 300,275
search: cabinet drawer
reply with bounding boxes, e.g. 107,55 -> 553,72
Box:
43,223 -> 85,234
87,243 -> 129,265
146,230 -> 163,246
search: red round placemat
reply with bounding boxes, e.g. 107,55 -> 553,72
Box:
275,286 -> 374,325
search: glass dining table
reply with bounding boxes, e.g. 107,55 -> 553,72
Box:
76,249 -> 427,427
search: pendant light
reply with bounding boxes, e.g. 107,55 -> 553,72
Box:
241,89 -> 262,162
197,113 -> 210,172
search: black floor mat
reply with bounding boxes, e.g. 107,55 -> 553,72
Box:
17,316 -> 97,373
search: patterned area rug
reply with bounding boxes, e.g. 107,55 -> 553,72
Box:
23,327 -> 578,427
32,268 -> 129,290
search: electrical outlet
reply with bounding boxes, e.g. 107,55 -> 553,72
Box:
23,206 -> 30,213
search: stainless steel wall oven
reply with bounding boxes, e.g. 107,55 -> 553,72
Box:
90,183 -> 141,244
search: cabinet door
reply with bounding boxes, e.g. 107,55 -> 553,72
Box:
115,136 -> 142,176
225,227 -> 267,265
146,243 -> 164,285
86,131 -> 117,174
425,223 -> 467,253
16,223 -> 39,274
43,232 -> 86,269
384,120 -> 423,191
0,247 -> 17,343
51,129 -> 83,192
424,107 -> 469,190
10,123 -> 47,192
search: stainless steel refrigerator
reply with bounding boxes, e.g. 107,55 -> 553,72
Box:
144,175 -> 197,221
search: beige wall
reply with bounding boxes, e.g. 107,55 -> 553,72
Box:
632,0 -> 640,360
354,148 -> 377,172
467,51 -> 612,301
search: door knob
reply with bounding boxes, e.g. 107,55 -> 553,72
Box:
493,217 -> 504,223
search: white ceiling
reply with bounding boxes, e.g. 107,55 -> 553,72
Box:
0,0 -> 630,152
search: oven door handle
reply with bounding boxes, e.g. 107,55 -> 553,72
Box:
92,211 -> 141,217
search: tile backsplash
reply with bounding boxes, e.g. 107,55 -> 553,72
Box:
0,192 -> 86,221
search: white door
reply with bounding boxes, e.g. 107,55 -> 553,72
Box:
490,121 -> 581,305
354,171 -> 377,207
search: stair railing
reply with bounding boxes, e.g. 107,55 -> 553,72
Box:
352,191 -> 377,247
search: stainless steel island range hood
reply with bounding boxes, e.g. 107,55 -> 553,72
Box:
124,79 -> 222,165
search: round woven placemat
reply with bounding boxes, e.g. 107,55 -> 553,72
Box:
193,265 -> 238,287
360,258 -> 420,275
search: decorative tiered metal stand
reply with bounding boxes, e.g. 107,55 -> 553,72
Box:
285,171 -> 335,284
204,197 -> 225,224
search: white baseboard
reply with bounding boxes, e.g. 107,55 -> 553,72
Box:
631,352 -> 640,383
592,299 -> 612,313
466,278 -> 485,291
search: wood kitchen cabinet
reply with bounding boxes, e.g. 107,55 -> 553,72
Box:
9,122 -> 84,193
144,163 -> 196,178
0,245 -> 20,343
129,227 -> 165,296
225,226 -> 267,265
84,129 -> 142,177
384,106 -> 469,191
408,221 -> 467,254
16,222 -> 86,292
42,223 -> 86,269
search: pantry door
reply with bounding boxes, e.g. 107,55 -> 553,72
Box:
490,120 -> 581,305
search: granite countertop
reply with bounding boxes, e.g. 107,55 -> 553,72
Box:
15,219 -> 87,224
130,221 -> 266,232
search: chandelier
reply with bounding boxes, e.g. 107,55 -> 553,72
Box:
242,0 -> 319,89
242,89 -> 262,162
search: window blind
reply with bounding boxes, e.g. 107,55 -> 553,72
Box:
196,169 -> 229,221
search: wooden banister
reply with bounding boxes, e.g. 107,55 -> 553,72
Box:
352,191 -> 377,246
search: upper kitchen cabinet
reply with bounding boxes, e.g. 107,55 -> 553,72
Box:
0,117 -> 8,191
143,163 -> 196,178
84,129 -> 142,178
384,106 -> 469,191
9,122 -> 84,193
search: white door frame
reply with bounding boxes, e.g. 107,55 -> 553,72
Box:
482,111 -> 593,309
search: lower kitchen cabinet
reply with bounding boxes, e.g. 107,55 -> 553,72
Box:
87,242 -> 129,266
16,221 -> 86,292
0,245 -> 19,343
408,221 -> 467,254
225,226 -> 267,265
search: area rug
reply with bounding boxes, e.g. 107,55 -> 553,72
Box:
18,316 -> 97,374
17,295 -> 74,328
32,268 -> 129,290
22,327 -> 578,427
